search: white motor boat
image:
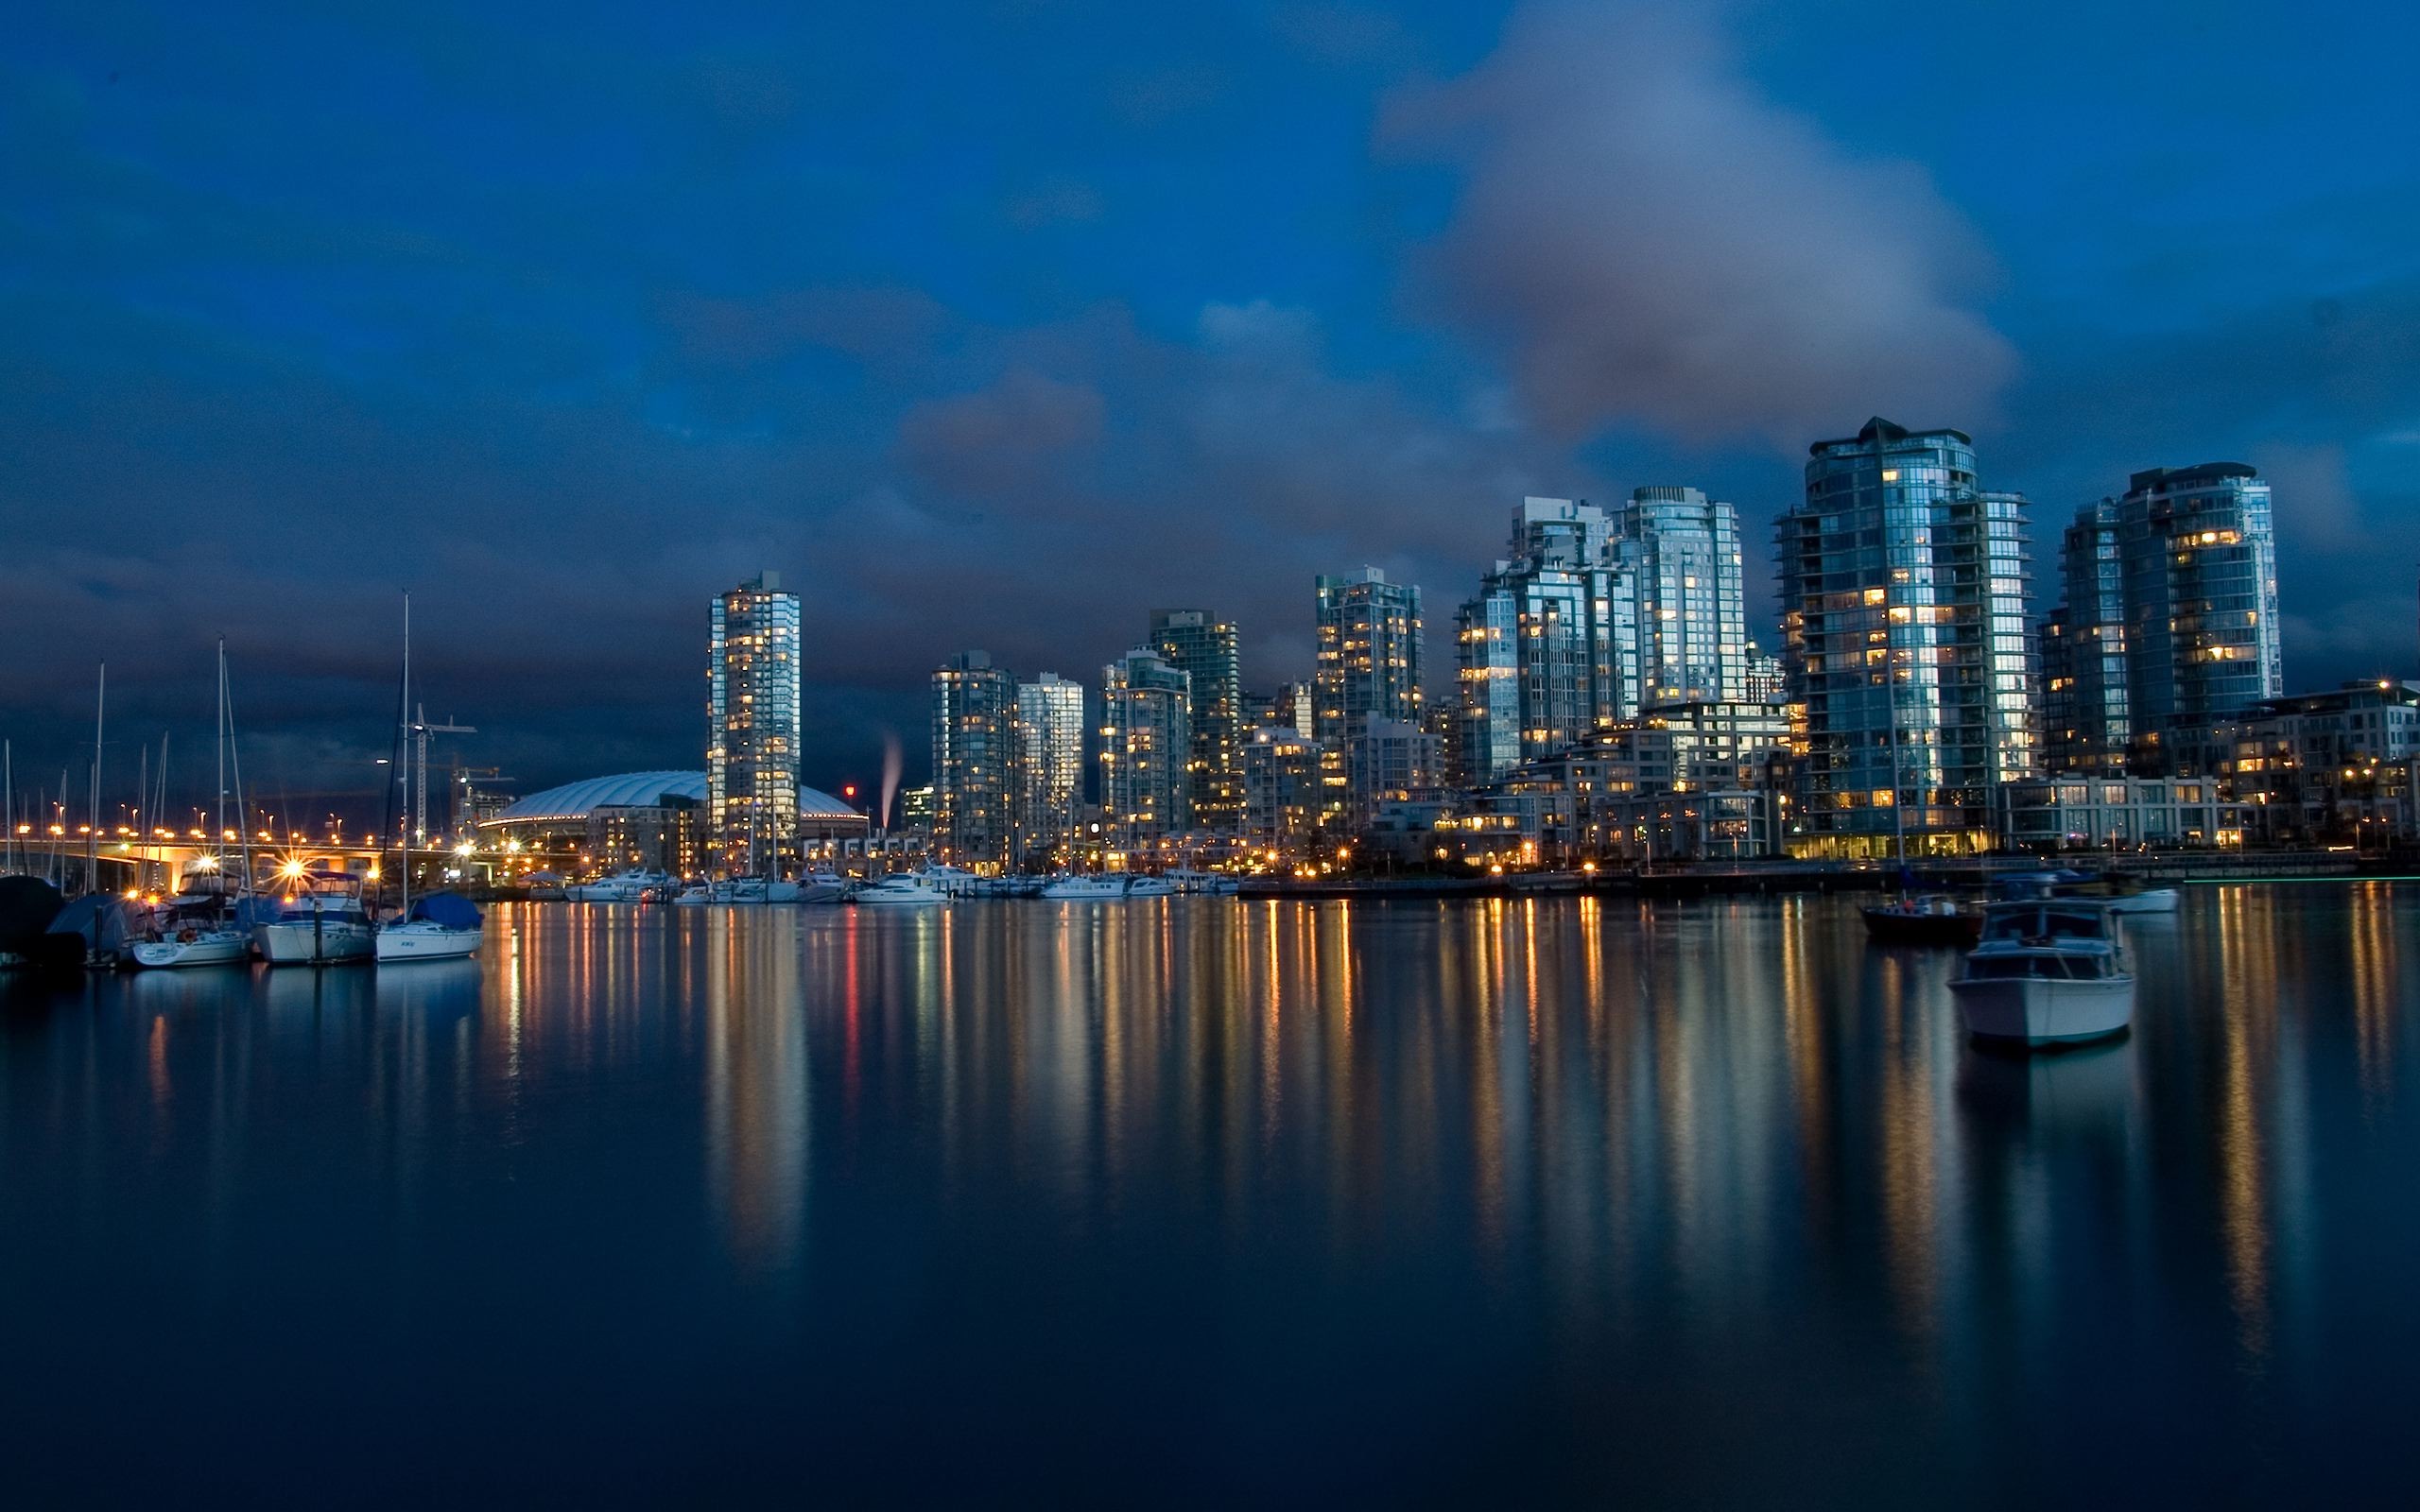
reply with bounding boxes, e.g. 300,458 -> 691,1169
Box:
1124,875 -> 1176,898
922,865 -> 983,898
565,868 -> 674,902
1040,875 -> 1130,900
852,874 -> 949,907
130,927 -> 252,970
799,869 -> 850,904
2096,885 -> 2180,915
1162,869 -> 1237,895
672,884 -> 714,905
254,874 -> 375,966
1950,897 -> 2135,1047
376,891 -> 482,964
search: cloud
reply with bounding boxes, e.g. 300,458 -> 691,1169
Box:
897,368 -> 1106,494
1382,2 -> 2016,451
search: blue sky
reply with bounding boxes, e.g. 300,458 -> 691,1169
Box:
4,0 -> 2417,809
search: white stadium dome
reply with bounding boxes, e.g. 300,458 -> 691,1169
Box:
488,771 -> 859,824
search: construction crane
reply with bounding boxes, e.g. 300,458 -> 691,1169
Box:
412,704 -> 475,841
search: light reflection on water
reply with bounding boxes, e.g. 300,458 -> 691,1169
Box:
2,887 -> 2418,1502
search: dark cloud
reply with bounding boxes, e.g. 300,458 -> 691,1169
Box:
1382,1 -> 2015,452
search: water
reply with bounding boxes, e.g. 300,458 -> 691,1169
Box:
3,888 -> 2417,1503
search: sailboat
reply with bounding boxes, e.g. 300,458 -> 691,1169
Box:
376,593 -> 482,965
131,640 -> 259,969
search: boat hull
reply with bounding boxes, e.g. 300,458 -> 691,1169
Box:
254,919 -> 374,966
2102,889 -> 2179,915
1951,974 -> 2135,1045
375,925 -> 482,963
130,932 -> 252,969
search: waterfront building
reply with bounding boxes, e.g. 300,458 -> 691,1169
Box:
1347,717 -> 1441,827
1242,726 -> 1341,851
707,573 -> 803,875
1611,486 -> 1750,708
897,784 -> 934,838
1314,568 -> 1424,740
2000,774 -> 2250,851
1150,609 -> 1245,831
1101,647 -> 1193,847
477,771 -> 866,879
2164,679 -> 2420,844
931,651 -> 1019,868
2041,500 -> 2130,774
1452,499 -> 1633,783
1015,673 -> 1086,862
1779,418 -> 2037,857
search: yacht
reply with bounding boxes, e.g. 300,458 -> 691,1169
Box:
1124,875 -> 1176,898
375,891 -> 483,963
1163,869 -> 1238,895
1041,875 -> 1129,901
922,865 -> 983,898
799,868 -> 851,904
565,868 -> 674,902
852,874 -> 949,907
1950,897 -> 2135,1046
254,873 -> 375,966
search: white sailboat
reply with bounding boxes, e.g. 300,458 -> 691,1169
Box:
131,641 -> 259,970
376,593 -> 482,965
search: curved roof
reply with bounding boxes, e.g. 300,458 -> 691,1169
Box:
488,770 -> 861,824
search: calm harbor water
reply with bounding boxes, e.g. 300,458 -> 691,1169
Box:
4,888 -> 2418,1503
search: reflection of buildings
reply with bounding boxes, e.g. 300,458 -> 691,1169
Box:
708,574 -> 804,874
704,913 -> 810,1272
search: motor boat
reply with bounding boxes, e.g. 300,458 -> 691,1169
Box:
799,869 -> 851,904
921,865 -> 984,898
1124,875 -> 1177,898
2060,874 -> 2180,914
565,868 -> 674,902
1860,894 -> 1982,946
1161,868 -> 1237,895
254,873 -> 375,966
672,883 -> 714,906
375,890 -> 482,964
851,874 -> 949,907
1040,875 -> 1130,900
1950,897 -> 2135,1047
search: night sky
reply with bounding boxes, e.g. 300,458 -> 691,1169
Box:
5,0 -> 2417,820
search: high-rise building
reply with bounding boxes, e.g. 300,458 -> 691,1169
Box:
1779,418 -> 2036,856
1101,647 -> 1192,846
1314,568 -> 1424,740
707,572 -> 802,874
2043,465 -> 2281,775
1252,682 -> 1315,738
1016,673 -> 1086,860
931,650 -> 1018,868
2041,500 -> 2130,774
1452,499 -> 1632,783
1150,609 -> 1244,831
1243,726 -> 1342,850
1348,716 -> 1440,824
2117,463 -> 2283,755
1612,486 -> 1750,708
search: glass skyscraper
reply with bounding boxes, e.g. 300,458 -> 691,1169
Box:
1102,647 -> 1193,847
1780,418 -> 2036,855
707,572 -> 802,875
2041,500 -> 2130,773
1150,609 -> 1244,831
2118,463 -> 2282,745
931,650 -> 1018,868
1314,568 -> 1423,740
1452,498 -> 1630,783
1015,672 -> 1086,859
1613,486 -> 1749,708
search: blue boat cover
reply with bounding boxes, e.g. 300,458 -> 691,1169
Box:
406,891 -> 482,929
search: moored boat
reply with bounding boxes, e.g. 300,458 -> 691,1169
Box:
565,867 -> 674,902
1040,874 -> 1128,901
376,890 -> 482,964
1949,897 -> 2135,1047
254,872 -> 375,966
1860,894 -> 1982,946
852,874 -> 949,907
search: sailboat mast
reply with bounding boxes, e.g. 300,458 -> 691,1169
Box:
88,663 -> 104,894
401,593 -> 411,919
226,644 -> 256,899
3,737 -> 12,876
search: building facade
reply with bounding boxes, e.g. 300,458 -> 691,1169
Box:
1101,647 -> 1193,847
1015,672 -> 1086,863
1314,568 -> 1424,741
2117,463 -> 2283,769
1780,418 -> 2037,856
2041,499 -> 2131,774
1242,726 -> 1342,851
931,650 -> 1018,868
707,573 -> 803,875
1612,486 -> 1750,708
1150,609 -> 1245,831
1452,498 -> 1633,784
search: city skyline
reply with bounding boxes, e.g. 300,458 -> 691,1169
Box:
4,1 -> 2417,807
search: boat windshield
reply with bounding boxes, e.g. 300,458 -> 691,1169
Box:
1978,902 -> 2108,945
1967,953 -> 2115,981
